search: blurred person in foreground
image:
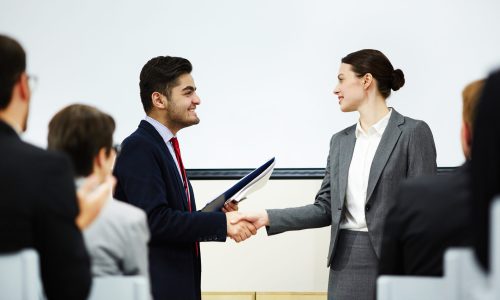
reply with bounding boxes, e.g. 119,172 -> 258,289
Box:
0,34 -> 112,300
379,79 -> 484,276
471,69 -> 500,272
48,104 -> 150,280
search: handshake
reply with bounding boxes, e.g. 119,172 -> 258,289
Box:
222,202 -> 269,243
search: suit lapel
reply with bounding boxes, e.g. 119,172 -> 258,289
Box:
139,121 -> 189,211
365,110 -> 404,203
338,126 -> 356,209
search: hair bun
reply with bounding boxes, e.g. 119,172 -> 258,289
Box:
391,69 -> 405,91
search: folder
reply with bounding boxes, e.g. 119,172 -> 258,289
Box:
200,157 -> 276,212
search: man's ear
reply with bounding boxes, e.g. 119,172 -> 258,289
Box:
18,72 -> 30,102
362,73 -> 374,89
151,92 -> 167,110
461,120 -> 473,159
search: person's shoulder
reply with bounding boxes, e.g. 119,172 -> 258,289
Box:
108,200 -> 147,224
13,141 -> 72,174
121,123 -> 160,151
398,169 -> 468,205
9,138 -> 50,159
103,200 -> 149,240
400,174 -> 445,193
330,123 -> 356,143
397,112 -> 431,132
122,125 -> 149,145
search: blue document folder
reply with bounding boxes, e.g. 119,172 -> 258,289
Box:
200,157 -> 275,212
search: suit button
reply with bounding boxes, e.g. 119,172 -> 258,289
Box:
365,204 -> 371,212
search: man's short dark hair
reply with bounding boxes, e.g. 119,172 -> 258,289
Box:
48,104 -> 115,177
139,56 -> 192,113
0,34 -> 26,109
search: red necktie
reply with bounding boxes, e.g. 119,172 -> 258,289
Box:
170,137 -> 192,212
170,137 -> 199,256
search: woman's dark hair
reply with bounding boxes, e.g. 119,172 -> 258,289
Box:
341,49 -> 405,98
139,56 -> 192,113
48,104 -> 115,177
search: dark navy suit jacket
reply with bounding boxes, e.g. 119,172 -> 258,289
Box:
113,120 -> 227,300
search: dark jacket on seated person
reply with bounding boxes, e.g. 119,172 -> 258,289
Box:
379,162 -> 474,276
0,120 -> 91,300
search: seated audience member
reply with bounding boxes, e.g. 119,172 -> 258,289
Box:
379,79 -> 484,276
48,104 -> 150,278
0,34 -> 98,300
471,69 -> 500,272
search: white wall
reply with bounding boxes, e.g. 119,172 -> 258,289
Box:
1,0 -> 500,168
193,179 -> 330,292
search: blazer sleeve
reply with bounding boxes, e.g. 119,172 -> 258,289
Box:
407,121 -> 437,177
114,137 -> 227,244
34,154 -> 91,300
266,136 -> 334,235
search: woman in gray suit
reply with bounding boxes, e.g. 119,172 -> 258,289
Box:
234,49 -> 437,300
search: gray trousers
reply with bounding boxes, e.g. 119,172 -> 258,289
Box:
328,230 -> 378,300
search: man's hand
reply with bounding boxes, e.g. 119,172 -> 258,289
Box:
230,210 -> 269,230
222,200 -> 239,213
76,174 -> 116,229
226,211 -> 257,242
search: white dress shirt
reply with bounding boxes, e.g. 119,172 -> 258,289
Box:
340,109 -> 392,231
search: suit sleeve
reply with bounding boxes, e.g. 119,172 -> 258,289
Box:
34,155 -> 91,300
114,138 -> 227,244
407,121 -> 437,177
266,136 -> 334,235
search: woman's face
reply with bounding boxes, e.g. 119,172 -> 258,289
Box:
333,63 -> 365,112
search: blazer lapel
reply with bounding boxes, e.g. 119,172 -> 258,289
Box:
365,109 -> 404,203
338,126 -> 356,209
139,121 -> 189,211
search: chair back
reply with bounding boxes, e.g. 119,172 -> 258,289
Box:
0,249 -> 41,300
87,276 -> 150,300
377,275 -> 445,300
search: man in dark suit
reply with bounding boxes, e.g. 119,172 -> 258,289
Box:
0,34 -> 94,299
113,56 -> 256,300
378,79 -> 484,276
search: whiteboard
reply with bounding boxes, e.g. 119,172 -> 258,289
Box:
1,0 -> 499,168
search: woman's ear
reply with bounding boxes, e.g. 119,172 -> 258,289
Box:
94,148 -> 106,169
362,73 -> 374,89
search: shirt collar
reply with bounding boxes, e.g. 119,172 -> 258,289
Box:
355,108 -> 392,138
144,115 -> 175,145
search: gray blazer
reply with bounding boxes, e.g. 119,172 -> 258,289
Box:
83,197 -> 150,278
266,109 -> 437,266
